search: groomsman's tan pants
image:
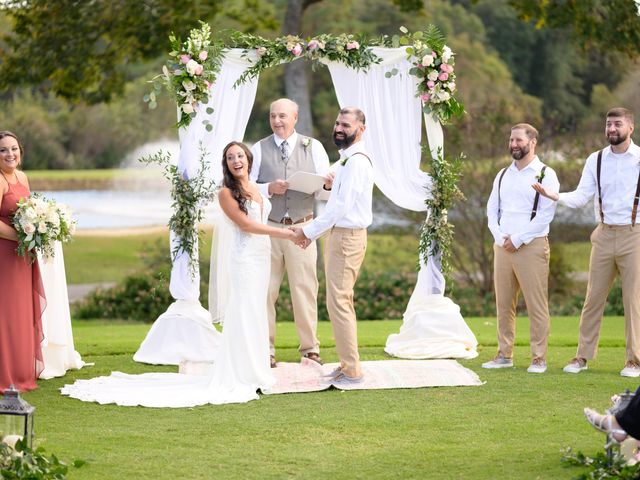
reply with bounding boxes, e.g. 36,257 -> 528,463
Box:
325,227 -> 367,378
267,219 -> 319,357
576,224 -> 640,363
493,237 -> 550,360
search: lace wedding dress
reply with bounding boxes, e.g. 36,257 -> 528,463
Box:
61,195 -> 275,407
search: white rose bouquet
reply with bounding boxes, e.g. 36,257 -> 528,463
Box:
12,193 -> 76,262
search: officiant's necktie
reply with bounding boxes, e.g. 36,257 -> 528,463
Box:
280,140 -> 290,163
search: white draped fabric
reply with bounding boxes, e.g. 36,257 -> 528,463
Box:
135,49 -> 258,364
323,48 -> 477,358
38,242 -> 86,379
139,46 -> 477,365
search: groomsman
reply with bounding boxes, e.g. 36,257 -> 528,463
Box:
484,123 -> 559,373
534,107 -> 640,377
291,107 -> 374,385
250,98 -> 331,367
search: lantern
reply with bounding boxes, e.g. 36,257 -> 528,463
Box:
0,385 -> 35,449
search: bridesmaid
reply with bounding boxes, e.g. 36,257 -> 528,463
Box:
0,131 -> 46,392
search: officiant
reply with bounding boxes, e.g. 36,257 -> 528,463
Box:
250,98 -> 332,367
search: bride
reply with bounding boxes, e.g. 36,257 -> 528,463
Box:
61,141 -> 298,407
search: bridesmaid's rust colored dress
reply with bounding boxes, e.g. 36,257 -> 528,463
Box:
0,176 -> 45,392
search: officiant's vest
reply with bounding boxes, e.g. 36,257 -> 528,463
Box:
257,134 -> 316,223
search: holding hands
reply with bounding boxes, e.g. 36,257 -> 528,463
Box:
289,227 -> 312,249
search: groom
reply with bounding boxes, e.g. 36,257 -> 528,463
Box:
291,107 -> 374,384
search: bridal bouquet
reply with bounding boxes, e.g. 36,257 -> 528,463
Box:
13,194 -> 76,262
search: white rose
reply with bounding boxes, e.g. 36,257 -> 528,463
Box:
427,70 -> 439,82
181,103 -> 195,114
442,45 -> 453,63
24,207 -> 37,221
182,80 -> 196,92
23,223 -> 35,234
37,221 -> 47,233
185,59 -> 200,76
421,54 -> 434,67
447,82 -> 456,92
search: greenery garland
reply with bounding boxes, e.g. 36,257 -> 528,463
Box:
139,145 -> 215,278
418,148 -> 465,285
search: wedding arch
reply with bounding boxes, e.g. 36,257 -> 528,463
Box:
133,23 -> 478,366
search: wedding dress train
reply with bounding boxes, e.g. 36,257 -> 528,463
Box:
61,196 -> 275,407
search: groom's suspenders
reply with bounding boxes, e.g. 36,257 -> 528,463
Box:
497,165 -> 547,225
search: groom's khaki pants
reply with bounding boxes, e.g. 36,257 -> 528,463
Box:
576,224 -> 640,363
267,219 -> 319,357
493,236 -> 550,360
325,226 -> 367,378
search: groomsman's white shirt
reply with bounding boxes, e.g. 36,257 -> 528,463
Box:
487,155 -> 559,249
250,131 -> 330,199
303,140 -> 374,241
557,141 -> 640,225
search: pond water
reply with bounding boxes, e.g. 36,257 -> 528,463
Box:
40,190 -> 179,230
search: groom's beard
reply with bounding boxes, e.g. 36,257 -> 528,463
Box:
333,130 -> 357,148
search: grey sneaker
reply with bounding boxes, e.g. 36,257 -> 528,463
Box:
620,361 -> 640,377
332,372 -> 364,387
563,357 -> 587,374
481,354 -> 513,369
527,357 -> 547,373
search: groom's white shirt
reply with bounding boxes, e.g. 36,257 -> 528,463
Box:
303,140 -> 374,241
250,131 -> 330,198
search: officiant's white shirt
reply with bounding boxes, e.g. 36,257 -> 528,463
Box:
487,155 -> 559,249
303,140 -> 374,241
557,141 -> 640,225
250,131 -> 330,198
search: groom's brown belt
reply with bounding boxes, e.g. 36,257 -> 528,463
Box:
274,214 -> 313,225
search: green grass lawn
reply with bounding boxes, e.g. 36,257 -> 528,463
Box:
25,316 -> 634,480
63,231 -> 420,284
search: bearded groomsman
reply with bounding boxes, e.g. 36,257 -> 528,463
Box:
250,98 -> 331,368
291,107 -> 374,386
534,107 -> 640,377
483,123 -> 559,373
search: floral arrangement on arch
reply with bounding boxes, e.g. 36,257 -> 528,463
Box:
386,26 -> 464,124
13,194 -> 76,262
139,145 -> 215,278
230,31 -> 381,85
145,22 -> 223,129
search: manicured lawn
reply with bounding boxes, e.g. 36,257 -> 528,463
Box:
26,316 -> 632,479
63,230 -> 420,284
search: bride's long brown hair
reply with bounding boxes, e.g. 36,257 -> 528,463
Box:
221,141 -> 254,215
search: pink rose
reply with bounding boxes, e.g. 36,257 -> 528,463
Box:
432,51 -> 437,57
427,80 -> 435,89
198,51 -> 208,61
421,93 -> 431,102
438,72 -> 449,81
180,54 -> 191,64
440,63 -> 453,73
307,39 -> 318,50
346,41 -> 360,50
194,64 -> 204,76
291,43 -> 303,56
204,80 -> 212,90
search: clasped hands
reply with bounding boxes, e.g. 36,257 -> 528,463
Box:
289,227 -> 312,249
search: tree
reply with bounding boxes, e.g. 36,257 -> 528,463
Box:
0,0 -> 275,103
509,0 -> 640,58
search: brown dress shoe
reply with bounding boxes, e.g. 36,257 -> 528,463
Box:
303,352 -> 323,365
270,356 -> 277,368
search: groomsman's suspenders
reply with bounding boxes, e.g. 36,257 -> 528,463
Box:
595,149 -> 640,226
496,165 -> 547,225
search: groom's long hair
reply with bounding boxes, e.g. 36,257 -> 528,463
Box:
221,141 -> 254,215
